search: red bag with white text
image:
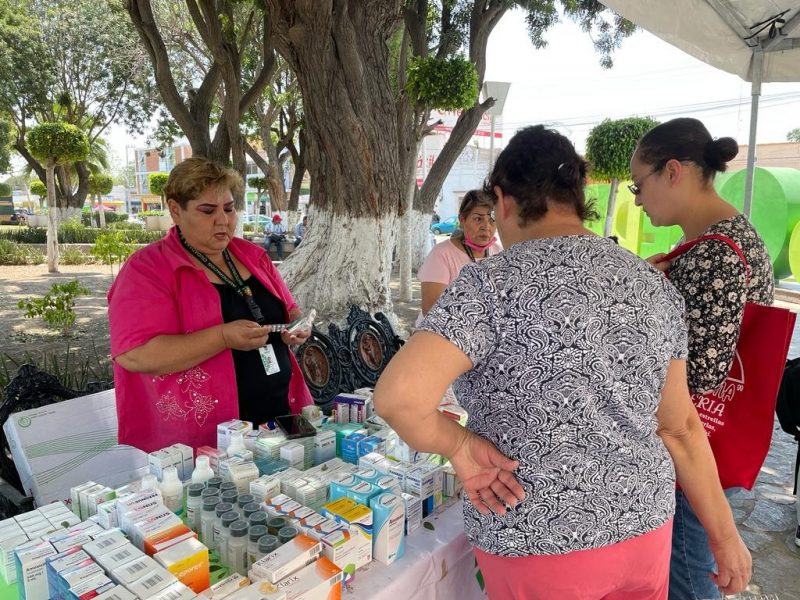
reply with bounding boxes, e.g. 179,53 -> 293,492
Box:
664,234 -> 796,489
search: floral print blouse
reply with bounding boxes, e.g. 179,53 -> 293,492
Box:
669,215 -> 774,394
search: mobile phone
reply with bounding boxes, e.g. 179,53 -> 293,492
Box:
274,414 -> 317,439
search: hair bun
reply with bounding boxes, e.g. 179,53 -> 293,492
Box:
704,137 -> 738,172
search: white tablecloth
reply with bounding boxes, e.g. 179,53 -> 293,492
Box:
344,501 -> 487,599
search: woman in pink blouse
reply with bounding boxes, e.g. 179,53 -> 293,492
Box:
416,190 -> 502,325
108,157 -> 313,452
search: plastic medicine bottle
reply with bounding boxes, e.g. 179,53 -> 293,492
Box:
160,467 -> 183,514
217,511 -> 239,566
191,456 -> 215,485
200,496 -> 220,546
227,520 -> 249,576
185,483 -> 205,530
247,525 -> 268,567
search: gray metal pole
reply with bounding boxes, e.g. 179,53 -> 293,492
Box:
743,47 -> 763,219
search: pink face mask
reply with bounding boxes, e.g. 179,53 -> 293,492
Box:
463,236 -> 497,251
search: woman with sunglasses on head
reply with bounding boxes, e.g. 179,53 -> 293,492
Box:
375,125 -> 750,599
415,190 -> 502,326
630,118 -> 773,600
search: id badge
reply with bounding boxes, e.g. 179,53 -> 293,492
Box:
259,344 -> 281,376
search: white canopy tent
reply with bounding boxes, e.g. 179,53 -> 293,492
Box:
599,1 -> 800,216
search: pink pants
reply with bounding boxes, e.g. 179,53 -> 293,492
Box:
473,519 -> 673,600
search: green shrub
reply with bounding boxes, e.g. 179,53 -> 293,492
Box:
105,212 -> 128,224
91,231 -> 134,279
0,239 -> 44,265
0,228 -> 165,244
61,247 -> 87,265
139,210 -> 164,217
243,223 -> 255,233
18,280 -> 90,335
109,221 -> 143,230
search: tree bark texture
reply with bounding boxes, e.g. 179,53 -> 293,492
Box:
267,1 -> 404,318
125,0 -> 275,210
604,178 -> 619,238
45,160 -> 59,273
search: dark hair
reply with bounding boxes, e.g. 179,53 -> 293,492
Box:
458,190 -> 493,218
635,118 -> 738,183
483,125 -> 595,224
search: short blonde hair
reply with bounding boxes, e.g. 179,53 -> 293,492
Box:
163,156 -> 244,208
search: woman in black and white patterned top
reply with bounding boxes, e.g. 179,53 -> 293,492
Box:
631,118 -> 774,600
374,125 -> 750,599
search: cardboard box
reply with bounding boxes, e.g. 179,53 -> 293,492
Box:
250,476 -> 282,504
170,444 -> 194,481
95,586 -> 138,600
94,543 -> 145,573
320,500 -> 372,569
369,494 -> 405,565
45,548 -> 89,599
271,556 -> 342,600
227,582 -> 286,600
109,555 -> 159,587
198,572 -> 250,598
153,537 -> 209,592
250,534 -> 322,583
401,493 -> 422,535
3,390 -> 149,506
14,539 -> 57,600
83,529 -> 129,559
67,573 -> 116,599
217,420 -> 253,452
125,565 -> 177,598
149,580 -> 197,600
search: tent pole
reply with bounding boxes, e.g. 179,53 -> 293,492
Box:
743,46 -> 763,219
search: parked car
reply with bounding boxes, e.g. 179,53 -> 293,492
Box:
430,215 -> 457,235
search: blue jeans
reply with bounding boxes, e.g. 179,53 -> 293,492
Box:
670,490 -> 735,600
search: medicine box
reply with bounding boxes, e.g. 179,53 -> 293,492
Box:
320,499 -> 372,569
67,573 -> 116,599
125,565 -> 177,598
94,543 -> 145,572
109,555 -> 159,587
250,475 -> 282,504
170,444 -> 194,481
95,586 -> 138,600
369,493 -> 405,565
14,539 -> 57,600
217,420 -> 253,452
270,556 -> 342,600
149,580 -> 197,600
249,534 -> 322,583
153,537 -> 209,593
401,493 -> 422,535
198,572 -> 250,598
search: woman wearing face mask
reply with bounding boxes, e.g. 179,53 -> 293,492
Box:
416,190 -> 502,326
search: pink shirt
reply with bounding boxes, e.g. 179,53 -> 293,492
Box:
416,238 -> 503,326
108,227 -> 313,453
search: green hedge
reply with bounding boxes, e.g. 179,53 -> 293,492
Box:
0,226 -> 164,244
80,212 -> 129,226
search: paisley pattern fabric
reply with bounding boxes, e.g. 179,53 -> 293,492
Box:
668,214 -> 774,394
420,236 -> 688,556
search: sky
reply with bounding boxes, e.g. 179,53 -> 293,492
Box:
483,8 -> 800,153
106,8 -> 800,167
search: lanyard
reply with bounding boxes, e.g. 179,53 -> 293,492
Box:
177,226 -> 265,325
462,241 -> 476,262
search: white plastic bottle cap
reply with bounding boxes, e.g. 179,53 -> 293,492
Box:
227,431 -> 246,455
162,466 -> 179,483
141,473 -> 159,489
191,455 -> 215,484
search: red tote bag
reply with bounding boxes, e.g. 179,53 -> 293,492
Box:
664,234 -> 797,490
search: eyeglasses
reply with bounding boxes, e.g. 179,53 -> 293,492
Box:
627,170 -> 658,196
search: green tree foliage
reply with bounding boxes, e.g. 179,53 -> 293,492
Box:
0,0 -> 156,210
0,116 -> 12,174
585,116 -> 660,181
30,179 -> 47,199
26,123 -> 90,166
148,172 -> 169,204
406,56 -> 478,110
88,173 -> 114,196
787,128 -> 800,142
585,116 -> 659,236
0,182 -> 11,196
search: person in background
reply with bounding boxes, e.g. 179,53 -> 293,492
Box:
374,125 -> 751,599
108,157 -> 313,452
264,214 -> 287,260
415,190 -> 502,326
294,215 -> 307,248
631,117 -> 774,600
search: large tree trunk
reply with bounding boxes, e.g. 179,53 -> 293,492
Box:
286,131 -> 306,212
604,179 -> 619,238
45,161 -> 59,273
397,141 -> 420,302
268,1 -> 404,320
410,207 -> 433,270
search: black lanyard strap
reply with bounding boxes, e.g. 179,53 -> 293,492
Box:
177,226 -> 265,325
